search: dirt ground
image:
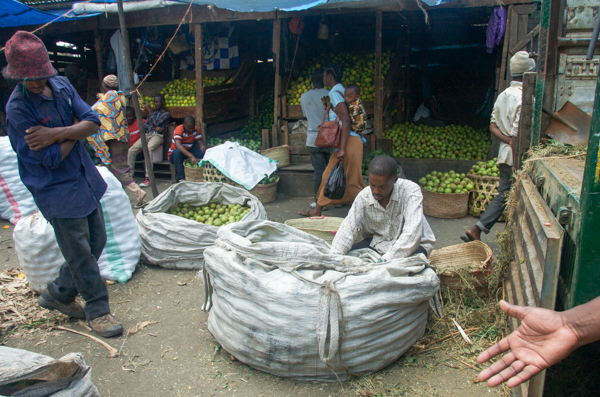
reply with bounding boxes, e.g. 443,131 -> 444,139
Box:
1,180 -> 506,397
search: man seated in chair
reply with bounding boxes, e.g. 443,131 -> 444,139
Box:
331,155 -> 436,260
168,116 -> 206,183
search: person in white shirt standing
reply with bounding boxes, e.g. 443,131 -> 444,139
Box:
301,68 -> 331,208
331,155 -> 436,260
462,51 -> 535,242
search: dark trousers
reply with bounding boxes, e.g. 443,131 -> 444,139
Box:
351,237 -> 428,258
307,146 -> 332,198
48,206 -> 110,320
476,163 -> 512,234
169,146 -> 204,182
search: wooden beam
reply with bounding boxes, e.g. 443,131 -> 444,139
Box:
272,18 -> 281,148
93,27 -> 104,82
116,0 -> 159,198
194,23 -> 206,138
509,24 -> 540,56
373,10 -> 383,149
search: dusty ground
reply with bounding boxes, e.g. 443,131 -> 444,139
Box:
1,180 -> 506,397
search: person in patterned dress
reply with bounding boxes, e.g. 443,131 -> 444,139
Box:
343,83 -> 366,134
87,75 -> 146,207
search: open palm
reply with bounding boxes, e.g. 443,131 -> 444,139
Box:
477,300 -> 580,388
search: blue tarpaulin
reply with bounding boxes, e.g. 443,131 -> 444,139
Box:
0,0 -> 95,28
72,0 -> 453,15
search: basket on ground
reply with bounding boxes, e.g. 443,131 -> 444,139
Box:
202,163 -> 242,187
260,145 -> 290,168
429,240 -> 493,291
468,173 -> 499,217
284,217 -> 361,244
420,187 -> 469,219
248,177 -> 279,204
184,162 -> 203,182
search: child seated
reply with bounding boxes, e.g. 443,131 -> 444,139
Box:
344,84 -> 366,134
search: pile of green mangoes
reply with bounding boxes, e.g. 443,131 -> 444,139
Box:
469,158 -> 500,178
167,202 -> 250,226
361,149 -> 386,176
383,123 -> 491,160
419,170 -> 474,194
286,51 -> 394,105
239,95 -> 274,141
206,137 -> 262,152
184,159 -> 200,168
258,173 -> 277,185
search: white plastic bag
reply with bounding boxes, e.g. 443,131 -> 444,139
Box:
199,142 -> 277,189
13,167 -> 140,292
136,181 -> 267,270
0,136 -> 37,224
0,347 -> 100,396
203,220 -> 440,381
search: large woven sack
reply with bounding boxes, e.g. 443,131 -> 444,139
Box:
0,136 -> 37,224
203,220 -> 439,381
0,347 -> 100,396
13,167 -> 140,292
136,182 -> 267,270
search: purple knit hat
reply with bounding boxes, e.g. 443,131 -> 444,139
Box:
2,31 -> 58,81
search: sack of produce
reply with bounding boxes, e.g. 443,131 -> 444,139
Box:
203,220 -> 439,381
13,167 -> 140,292
0,136 -> 37,224
0,347 -> 100,397
136,182 -> 267,270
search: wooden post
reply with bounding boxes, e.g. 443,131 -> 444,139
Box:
194,23 -> 206,138
514,72 -> 536,170
94,27 -> 104,83
261,129 -> 270,150
498,6 -> 512,94
116,0 -> 158,197
249,78 -> 256,117
272,18 -> 281,148
373,10 -> 383,150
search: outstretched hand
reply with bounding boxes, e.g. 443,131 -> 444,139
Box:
477,300 -> 580,388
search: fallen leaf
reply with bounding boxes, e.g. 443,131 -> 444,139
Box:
126,320 -> 157,335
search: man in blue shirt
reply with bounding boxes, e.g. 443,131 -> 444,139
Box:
3,31 -> 123,338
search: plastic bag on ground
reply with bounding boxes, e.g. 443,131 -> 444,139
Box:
0,347 -> 100,396
13,167 -> 140,293
0,136 -> 37,224
203,220 -> 439,381
324,161 -> 346,200
136,182 -> 267,270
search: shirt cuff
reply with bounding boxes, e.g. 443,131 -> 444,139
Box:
42,143 -> 64,169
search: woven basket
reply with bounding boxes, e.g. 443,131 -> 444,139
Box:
284,217 -> 361,245
429,240 -> 493,291
467,173 -> 500,217
184,163 -> 203,182
201,163 -> 242,187
165,106 -> 194,119
420,187 -> 469,219
248,177 -> 279,203
260,145 -> 290,168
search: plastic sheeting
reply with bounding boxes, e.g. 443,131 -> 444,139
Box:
72,0 -> 453,15
203,220 -> 440,381
0,0 -> 95,28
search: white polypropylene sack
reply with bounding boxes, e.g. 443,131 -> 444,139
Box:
136,181 -> 267,270
203,221 -> 440,381
13,167 -> 140,292
0,136 -> 37,224
199,142 -> 277,189
0,347 -> 100,396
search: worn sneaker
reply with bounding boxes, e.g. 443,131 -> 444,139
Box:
139,178 -> 151,187
38,290 -> 85,319
89,314 -> 123,338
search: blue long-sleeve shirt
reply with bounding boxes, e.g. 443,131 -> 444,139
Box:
6,76 -> 106,220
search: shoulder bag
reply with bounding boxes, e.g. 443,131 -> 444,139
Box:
315,91 -> 344,149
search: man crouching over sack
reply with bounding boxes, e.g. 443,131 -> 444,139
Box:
331,155 -> 435,261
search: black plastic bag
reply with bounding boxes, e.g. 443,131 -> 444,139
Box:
324,161 -> 346,200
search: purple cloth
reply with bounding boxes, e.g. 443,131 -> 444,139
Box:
486,6 -> 507,54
